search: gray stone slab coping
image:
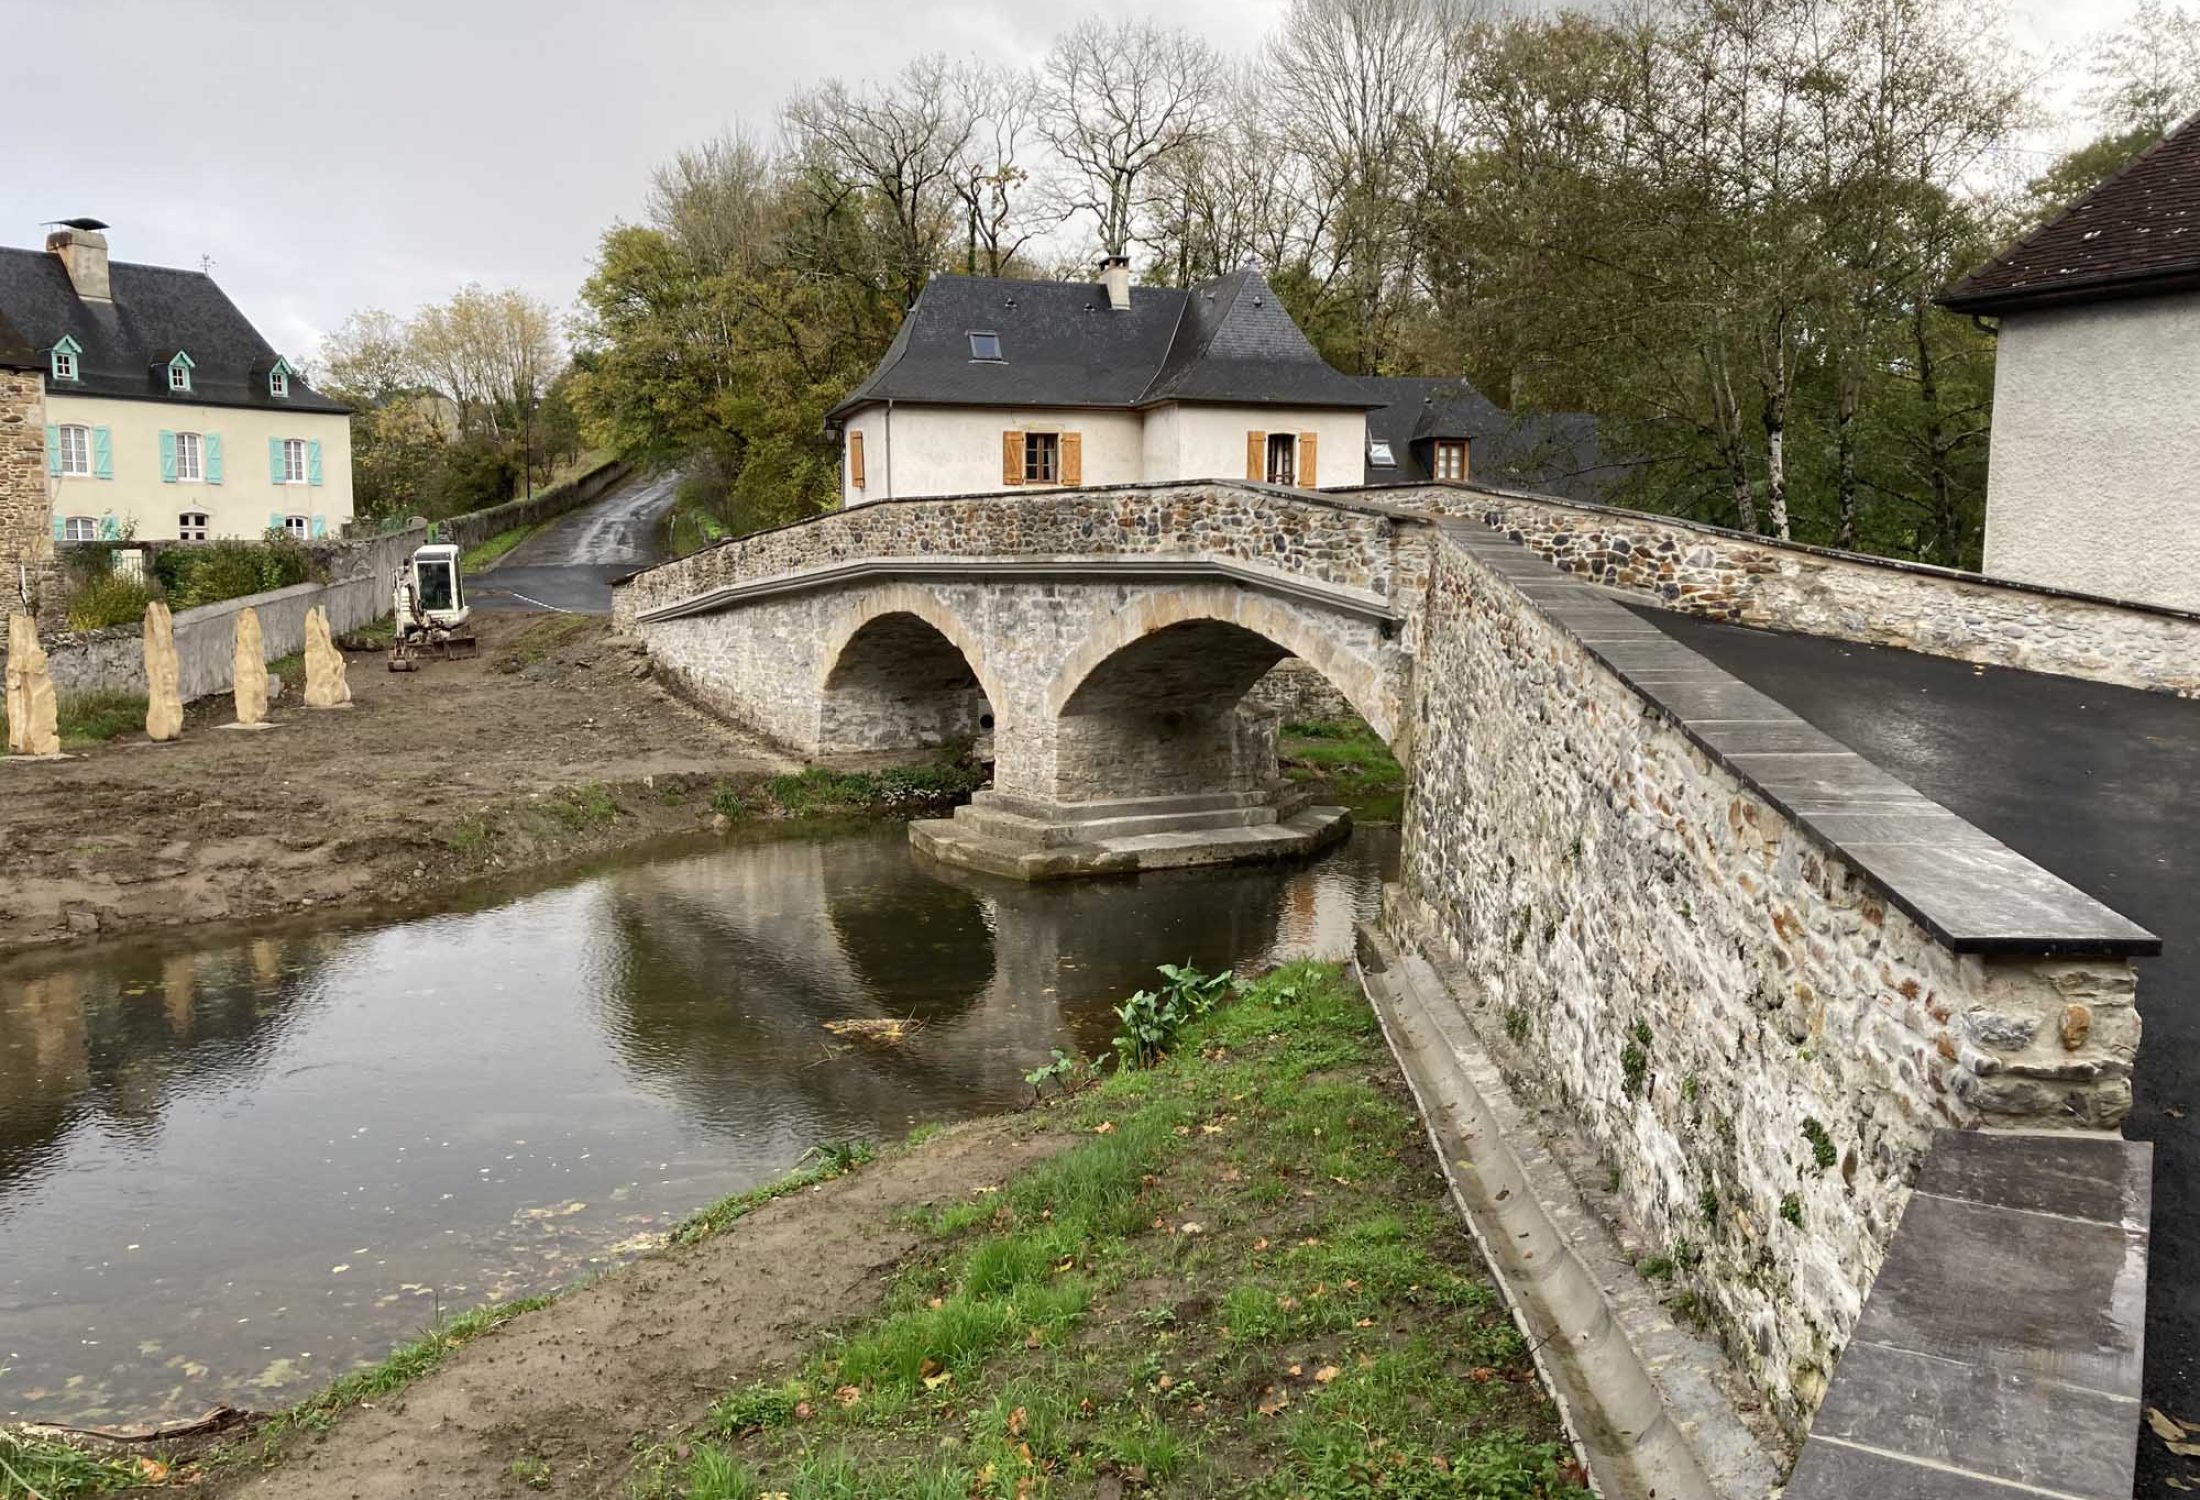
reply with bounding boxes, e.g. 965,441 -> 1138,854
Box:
1440,520 -> 2162,959
1785,1130 -> 2152,1499
630,554 -> 1401,629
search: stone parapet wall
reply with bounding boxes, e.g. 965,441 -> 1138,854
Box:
1,369 -> 56,617
434,458 -> 630,554
1390,521 -> 2146,1437
1363,482 -> 2200,698
615,482 -> 1424,624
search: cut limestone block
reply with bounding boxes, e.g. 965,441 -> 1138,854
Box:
6,614 -> 60,756
232,607 -> 269,727
144,601 -> 183,742
304,606 -> 352,709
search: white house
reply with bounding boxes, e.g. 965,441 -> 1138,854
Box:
1941,115 -> 2200,614
827,258 -> 1380,503
0,219 -> 354,545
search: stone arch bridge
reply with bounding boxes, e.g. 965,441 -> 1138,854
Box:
614,482 -> 1428,876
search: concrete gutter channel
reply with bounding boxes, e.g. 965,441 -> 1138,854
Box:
1355,516 -> 2157,1499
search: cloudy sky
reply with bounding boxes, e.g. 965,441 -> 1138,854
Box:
5,0 -> 2136,364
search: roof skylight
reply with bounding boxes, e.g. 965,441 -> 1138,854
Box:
968,332 -> 1003,361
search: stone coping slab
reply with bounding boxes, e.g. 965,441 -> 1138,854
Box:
1439,521 -> 2160,959
1786,1130 -> 2151,1499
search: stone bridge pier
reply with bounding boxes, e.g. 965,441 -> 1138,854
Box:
612,485 -> 1427,878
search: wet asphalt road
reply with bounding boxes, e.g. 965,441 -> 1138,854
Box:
1637,605 -> 2199,1497
471,468 -> 682,615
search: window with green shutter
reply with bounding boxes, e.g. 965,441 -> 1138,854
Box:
159,430 -> 178,483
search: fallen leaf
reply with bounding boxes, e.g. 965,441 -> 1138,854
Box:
793,1401 -> 815,1420
1179,1222 -> 1205,1235
1094,1121 -> 1116,1134
836,1384 -> 861,1406
1009,1405 -> 1028,1437
136,1458 -> 171,1481
2151,1409 -> 2192,1442
1469,1367 -> 1497,1383
1252,1237 -> 1269,1251
1257,1385 -> 1292,1416
1289,1364 -> 1303,1377
923,1371 -> 955,1390
1354,1318 -> 1374,1328
1315,1365 -> 1340,1384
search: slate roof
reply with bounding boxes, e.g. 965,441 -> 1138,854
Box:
1359,374 -> 1626,500
0,245 -> 347,413
828,265 -> 1378,420
1941,112 -> 2200,314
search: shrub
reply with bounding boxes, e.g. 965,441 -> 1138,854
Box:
1113,961 -> 1234,1069
153,536 -> 318,610
64,569 -> 162,630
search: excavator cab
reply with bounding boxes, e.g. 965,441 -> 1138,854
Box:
389,544 -> 478,670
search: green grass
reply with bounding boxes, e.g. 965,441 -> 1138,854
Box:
0,1430 -> 146,1499
763,763 -> 984,817
645,962 -> 1589,1499
1281,718 -> 1405,822
461,521 -> 545,572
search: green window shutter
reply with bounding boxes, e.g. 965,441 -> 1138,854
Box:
45,424 -> 60,475
267,512 -> 285,535
204,432 -> 223,485
310,515 -> 327,539
269,437 -> 285,484
52,516 -> 65,542
159,430 -> 178,483
99,514 -> 119,541
307,439 -> 324,487
92,427 -> 113,479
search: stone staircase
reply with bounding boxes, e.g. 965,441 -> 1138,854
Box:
910,789 -> 1349,879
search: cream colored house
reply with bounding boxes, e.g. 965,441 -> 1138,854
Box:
828,260 -> 1378,504
0,220 -> 352,544
1942,116 -> 2200,613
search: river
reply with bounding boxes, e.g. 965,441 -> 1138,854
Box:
0,823 -> 1395,1425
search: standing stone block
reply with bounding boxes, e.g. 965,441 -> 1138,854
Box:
143,601 -> 183,742
6,613 -> 60,756
304,607 -> 352,708
232,607 -> 269,726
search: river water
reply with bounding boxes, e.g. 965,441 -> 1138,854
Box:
0,823 -> 1395,1424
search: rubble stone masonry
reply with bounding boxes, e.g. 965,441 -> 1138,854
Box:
0,370 -> 55,618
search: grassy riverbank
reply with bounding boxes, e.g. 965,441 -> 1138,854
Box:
1281,719 -> 1405,822
640,961 -> 1587,1499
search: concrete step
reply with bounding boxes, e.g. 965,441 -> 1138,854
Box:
953,800 -> 1281,848
970,788 -> 1275,822
910,806 -> 1349,882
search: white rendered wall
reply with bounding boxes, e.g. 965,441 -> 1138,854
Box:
1154,403 -> 1369,490
1984,296 -> 2200,613
843,406 -> 1145,501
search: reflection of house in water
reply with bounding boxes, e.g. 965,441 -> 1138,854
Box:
0,939 -> 330,1201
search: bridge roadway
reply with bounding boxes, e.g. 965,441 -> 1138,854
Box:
1640,604 -> 2200,1497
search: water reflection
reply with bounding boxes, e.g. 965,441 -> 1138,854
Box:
0,824 -> 1394,1424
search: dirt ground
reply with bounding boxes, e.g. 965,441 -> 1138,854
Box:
207,1117 -> 1065,1500
0,613 -> 788,960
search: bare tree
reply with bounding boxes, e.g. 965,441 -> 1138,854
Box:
648,129 -> 780,273
950,67 -> 1055,276
1039,19 -> 1225,255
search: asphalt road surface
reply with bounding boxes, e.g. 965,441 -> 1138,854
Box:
470,467 -> 683,615
1638,604 -> 2199,1497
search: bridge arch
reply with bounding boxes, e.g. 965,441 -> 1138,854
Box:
816,586 -> 1004,756
1042,586 -> 1400,804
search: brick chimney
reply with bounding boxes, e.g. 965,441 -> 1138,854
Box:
46,218 -> 112,302
1098,253 -> 1132,312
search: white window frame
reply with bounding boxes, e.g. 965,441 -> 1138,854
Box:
282,437 -> 308,485
282,514 -> 310,539
174,430 -> 203,483
62,515 -> 98,542
57,424 -> 91,477
168,361 -> 191,392
52,349 -> 76,382
270,367 -> 289,398
178,511 -> 210,542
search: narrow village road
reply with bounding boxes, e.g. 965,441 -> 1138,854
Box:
1638,604 -> 2200,1498
471,467 -> 683,615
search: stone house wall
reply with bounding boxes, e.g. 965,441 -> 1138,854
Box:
1,368 -> 57,618
1390,522 -> 2144,1437
1364,482 -> 2200,697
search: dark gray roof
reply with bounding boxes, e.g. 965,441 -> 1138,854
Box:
0,246 -> 347,413
828,264 -> 1377,420
1360,375 -> 1626,501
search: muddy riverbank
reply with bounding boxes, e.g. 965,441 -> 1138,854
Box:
0,614 -> 847,958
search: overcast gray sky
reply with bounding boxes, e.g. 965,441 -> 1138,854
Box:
5,0 -> 2132,365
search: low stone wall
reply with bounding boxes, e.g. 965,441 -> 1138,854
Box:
1359,481 -> 2200,697
435,458 -> 630,554
37,576 -> 385,702
1389,519 -> 2150,1438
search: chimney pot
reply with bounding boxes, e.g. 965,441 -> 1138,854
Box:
47,221 -> 112,302
1098,253 -> 1132,312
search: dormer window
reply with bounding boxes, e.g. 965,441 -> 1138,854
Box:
50,336 -> 81,383
968,332 -> 1003,361
166,352 -> 194,393
268,356 -> 295,399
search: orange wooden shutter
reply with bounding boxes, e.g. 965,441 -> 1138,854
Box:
1298,432 -> 1318,488
848,431 -> 866,490
1246,431 -> 1265,481
1060,431 -> 1083,485
1002,431 -> 1025,486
